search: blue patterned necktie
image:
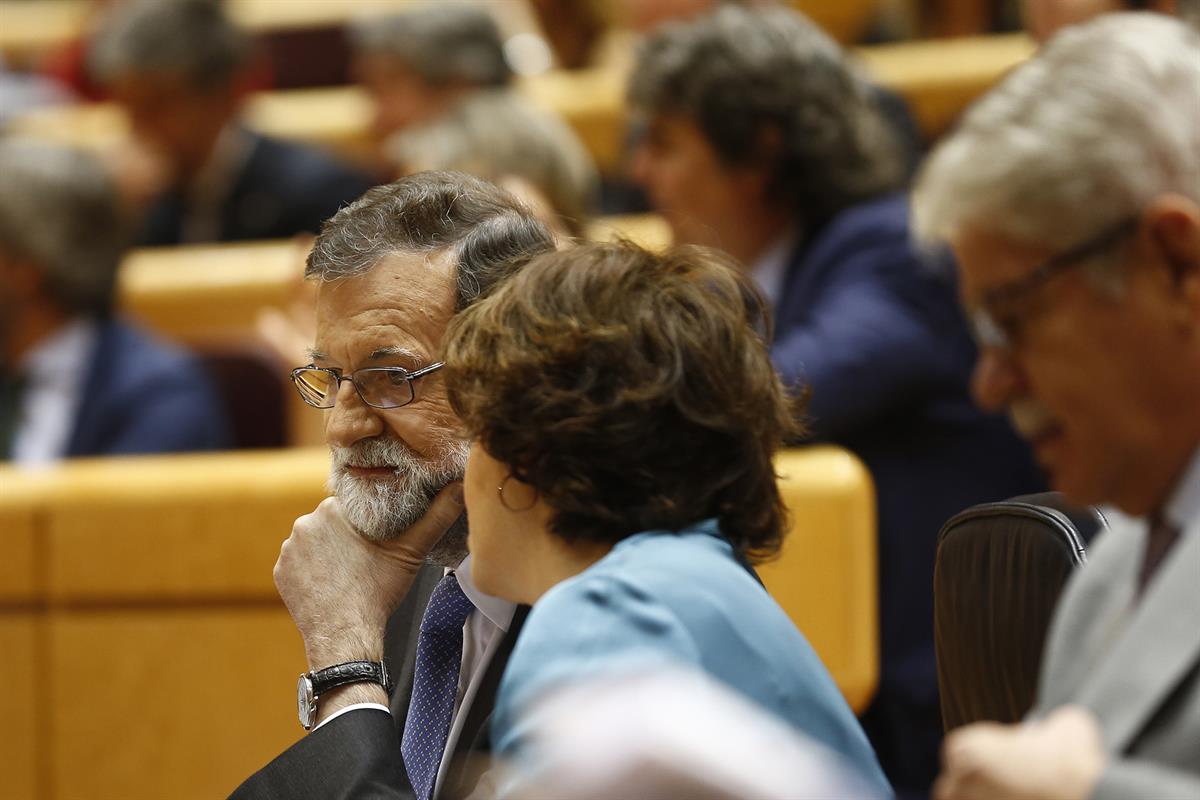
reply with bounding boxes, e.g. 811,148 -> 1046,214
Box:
401,572 -> 475,800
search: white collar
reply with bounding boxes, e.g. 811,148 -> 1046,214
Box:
20,317 -> 97,389
452,554 -> 516,632
749,227 -> 800,310
1163,445 -> 1200,533
188,123 -> 254,203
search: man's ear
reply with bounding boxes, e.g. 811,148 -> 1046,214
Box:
1144,194 -> 1200,326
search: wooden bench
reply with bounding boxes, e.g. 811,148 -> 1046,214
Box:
0,443 -> 876,798
8,34 -> 1035,174
114,215 -> 671,346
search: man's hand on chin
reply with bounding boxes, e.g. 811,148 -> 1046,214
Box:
933,706 -> 1106,800
274,481 -> 466,688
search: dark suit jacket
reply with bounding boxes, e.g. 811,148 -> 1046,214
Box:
64,318 -> 230,457
139,130 -> 377,246
231,565 -> 530,800
770,194 -> 1045,796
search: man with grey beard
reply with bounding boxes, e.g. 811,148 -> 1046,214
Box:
232,171 -> 555,800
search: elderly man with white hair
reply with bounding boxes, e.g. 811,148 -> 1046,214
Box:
912,13 -> 1200,800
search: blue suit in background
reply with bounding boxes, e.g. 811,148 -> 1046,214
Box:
770,194 -> 1045,798
65,319 -> 230,457
493,522 -> 892,794
139,130 -> 377,247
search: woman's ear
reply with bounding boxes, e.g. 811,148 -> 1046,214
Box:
498,473 -> 540,513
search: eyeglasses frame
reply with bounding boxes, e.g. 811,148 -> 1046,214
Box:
289,361 -> 445,410
970,216 -> 1140,350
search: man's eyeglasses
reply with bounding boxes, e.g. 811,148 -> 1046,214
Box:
290,362 -> 445,409
970,217 -> 1138,350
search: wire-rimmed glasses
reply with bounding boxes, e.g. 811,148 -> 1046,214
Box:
289,362 -> 445,409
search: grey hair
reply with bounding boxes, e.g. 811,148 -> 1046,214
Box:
349,4 -> 511,88
913,13 -> 1200,252
306,171 -> 555,312
0,141 -> 127,316
88,0 -> 251,89
1180,0 -> 1200,30
386,90 -> 598,237
628,4 -> 905,230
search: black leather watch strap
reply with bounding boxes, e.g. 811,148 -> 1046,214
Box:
309,660 -> 391,696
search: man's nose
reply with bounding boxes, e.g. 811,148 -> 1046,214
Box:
323,379 -> 384,448
971,348 -> 1027,413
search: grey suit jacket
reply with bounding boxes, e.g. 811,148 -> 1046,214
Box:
1031,507 -> 1200,800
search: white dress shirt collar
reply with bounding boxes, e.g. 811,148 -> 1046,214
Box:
181,123 -> 255,243
1163,445 -> 1200,534
12,318 -> 97,466
749,227 -> 801,311
454,554 -> 517,632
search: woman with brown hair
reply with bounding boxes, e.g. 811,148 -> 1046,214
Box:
442,240 -> 889,790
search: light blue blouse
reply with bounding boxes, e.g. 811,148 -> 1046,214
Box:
492,520 -> 891,793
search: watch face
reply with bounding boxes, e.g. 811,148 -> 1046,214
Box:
297,674 -> 315,729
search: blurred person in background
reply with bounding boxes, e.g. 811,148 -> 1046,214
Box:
88,0 -> 375,246
915,14 -> 1200,800
233,173 -> 557,800
443,240 -> 890,794
386,89 -> 598,240
0,140 -> 229,465
349,5 -> 511,144
628,7 -> 1044,797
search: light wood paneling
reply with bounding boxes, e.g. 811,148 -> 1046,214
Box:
117,239 -> 308,345
43,449 -> 328,601
759,447 -> 879,713
0,469 -> 45,601
859,33 -> 1036,138
0,615 -> 40,800
7,33 -> 1036,178
49,609 -> 305,800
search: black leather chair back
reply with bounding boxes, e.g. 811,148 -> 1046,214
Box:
199,345 -> 288,449
933,492 -> 1107,731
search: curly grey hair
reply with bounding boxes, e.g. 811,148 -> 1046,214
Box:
0,141 -> 127,317
306,171 -> 555,312
349,4 -> 511,88
385,91 -> 597,237
628,4 -> 905,230
88,0 -> 250,89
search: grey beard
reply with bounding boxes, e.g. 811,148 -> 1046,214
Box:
328,435 -> 470,559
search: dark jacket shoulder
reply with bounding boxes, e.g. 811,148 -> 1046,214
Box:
67,318 -> 230,456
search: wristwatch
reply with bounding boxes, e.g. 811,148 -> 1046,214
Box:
297,660 -> 391,730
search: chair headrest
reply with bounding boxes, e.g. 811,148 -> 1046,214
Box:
937,492 -> 1108,567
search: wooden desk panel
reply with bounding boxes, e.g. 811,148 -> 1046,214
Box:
0,468 -> 45,601
41,449 -> 328,601
116,239 -> 307,345
0,615 -> 40,800
7,33 -> 1035,180
859,33 -> 1035,137
758,447 -> 879,713
48,608 -> 305,800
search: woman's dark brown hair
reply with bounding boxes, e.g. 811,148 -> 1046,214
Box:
443,239 -> 803,562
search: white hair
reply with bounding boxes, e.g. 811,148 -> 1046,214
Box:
329,433 -> 471,566
912,13 -> 1200,251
